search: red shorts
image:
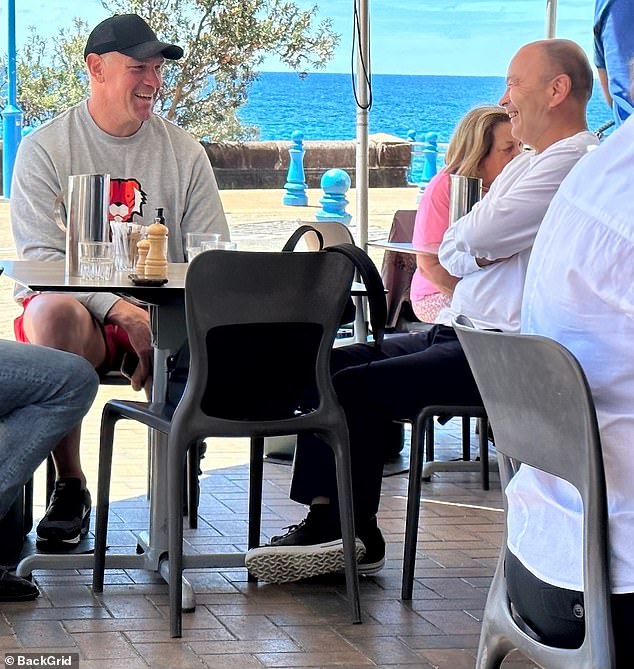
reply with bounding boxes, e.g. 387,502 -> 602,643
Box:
14,294 -> 134,375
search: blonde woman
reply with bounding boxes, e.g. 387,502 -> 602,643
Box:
410,106 -> 520,322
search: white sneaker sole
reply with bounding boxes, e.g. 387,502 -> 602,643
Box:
245,539 -> 365,583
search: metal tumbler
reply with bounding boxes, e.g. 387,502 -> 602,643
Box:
449,174 -> 482,225
55,173 -> 111,276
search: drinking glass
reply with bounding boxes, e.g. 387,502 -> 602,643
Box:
201,239 -> 238,252
78,241 -> 114,281
186,233 -> 221,261
110,221 -> 145,271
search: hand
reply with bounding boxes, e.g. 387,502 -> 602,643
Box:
105,299 -> 152,391
476,254 -> 514,268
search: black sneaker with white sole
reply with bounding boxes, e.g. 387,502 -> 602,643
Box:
357,517 -> 386,575
245,506 -> 385,582
245,504 -> 365,582
36,478 -> 92,549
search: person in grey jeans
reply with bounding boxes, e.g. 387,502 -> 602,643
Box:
0,340 -> 98,601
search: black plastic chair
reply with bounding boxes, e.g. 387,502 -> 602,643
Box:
401,404 -> 489,599
92,250 -> 363,637
454,316 -> 614,669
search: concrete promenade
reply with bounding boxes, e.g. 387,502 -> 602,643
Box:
0,190 -> 531,668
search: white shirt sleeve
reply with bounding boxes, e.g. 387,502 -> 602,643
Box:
452,146 -> 590,262
437,224 -> 480,277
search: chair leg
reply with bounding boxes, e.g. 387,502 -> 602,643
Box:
46,454 -> 56,501
92,407 -> 118,593
23,477 -> 34,535
167,438 -> 188,638
461,415 -> 471,461
421,418 -> 434,482
330,432 -> 361,624
402,413 -> 427,599
478,417 -> 489,490
475,608 -> 511,669
186,442 -> 200,529
247,437 -> 265,583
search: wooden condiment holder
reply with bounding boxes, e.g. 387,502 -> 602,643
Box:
144,223 -> 168,280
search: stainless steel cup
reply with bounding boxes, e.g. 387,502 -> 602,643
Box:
449,174 -> 482,225
55,174 -> 111,276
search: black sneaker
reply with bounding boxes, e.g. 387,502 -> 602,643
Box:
36,478 -> 92,549
0,569 -> 39,601
244,505 -> 365,583
357,517 -> 386,575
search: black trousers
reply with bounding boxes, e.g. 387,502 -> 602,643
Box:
506,550 -> 634,666
290,325 -> 481,522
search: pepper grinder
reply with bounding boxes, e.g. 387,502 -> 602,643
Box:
144,208 -> 168,280
135,239 -> 151,277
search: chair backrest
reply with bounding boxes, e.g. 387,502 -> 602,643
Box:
453,316 -> 614,669
380,210 -> 418,329
297,221 -> 355,251
174,250 -> 355,438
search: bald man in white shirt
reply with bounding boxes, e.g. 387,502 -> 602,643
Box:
246,39 -> 599,584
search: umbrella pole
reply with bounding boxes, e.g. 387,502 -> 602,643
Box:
354,0 -> 370,251
545,0 -> 557,38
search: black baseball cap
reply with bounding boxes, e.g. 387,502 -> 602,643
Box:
84,14 -> 183,61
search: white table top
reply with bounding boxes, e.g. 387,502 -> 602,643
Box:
0,260 -> 187,304
0,259 -> 370,300
367,240 -> 440,255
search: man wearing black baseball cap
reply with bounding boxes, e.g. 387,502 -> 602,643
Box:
10,13 -> 228,550
84,13 -> 183,61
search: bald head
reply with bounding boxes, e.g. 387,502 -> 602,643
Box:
500,39 -> 591,152
537,39 -> 593,103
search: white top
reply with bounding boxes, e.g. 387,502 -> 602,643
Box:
10,101 -> 229,321
508,115 -> 634,594
436,131 -> 599,331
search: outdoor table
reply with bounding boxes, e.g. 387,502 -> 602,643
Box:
0,258 -> 371,610
367,240 -> 440,255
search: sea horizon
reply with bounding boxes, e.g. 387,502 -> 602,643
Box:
239,71 -> 613,143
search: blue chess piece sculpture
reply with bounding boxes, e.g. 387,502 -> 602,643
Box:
315,168 -> 352,224
420,131 -> 438,185
283,130 -> 308,206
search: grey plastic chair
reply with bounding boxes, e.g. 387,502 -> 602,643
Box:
297,220 -> 355,250
453,315 -> 615,669
92,250 -> 363,637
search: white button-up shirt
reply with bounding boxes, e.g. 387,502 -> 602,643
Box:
437,131 -> 599,331
509,115 -> 634,593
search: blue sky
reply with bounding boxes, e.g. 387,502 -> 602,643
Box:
2,1 -> 596,77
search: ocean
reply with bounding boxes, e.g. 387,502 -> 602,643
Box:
239,72 -> 613,143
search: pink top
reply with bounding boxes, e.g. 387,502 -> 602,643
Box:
410,170 -> 451,302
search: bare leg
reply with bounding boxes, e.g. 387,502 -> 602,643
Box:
21,294 -> 107,484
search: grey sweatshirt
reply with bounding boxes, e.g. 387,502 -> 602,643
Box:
10,101 -> 229,321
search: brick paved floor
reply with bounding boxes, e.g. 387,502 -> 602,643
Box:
0,192 -> 537,667
0,423 -> 539,669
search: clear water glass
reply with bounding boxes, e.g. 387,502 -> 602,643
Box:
78,241 -> 114,281
186,232 -> 221,261
110,220 -> 145,271
201,240 -> 237,251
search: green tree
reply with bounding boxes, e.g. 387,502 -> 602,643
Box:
1,0 -> 339,140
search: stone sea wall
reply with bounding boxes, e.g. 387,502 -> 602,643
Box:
202,134 -> 412,189
0,134 -> 412,193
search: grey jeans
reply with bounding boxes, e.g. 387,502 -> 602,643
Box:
0,340 -> 99,519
